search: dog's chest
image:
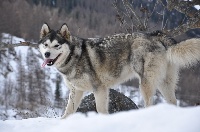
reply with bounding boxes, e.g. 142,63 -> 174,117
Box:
64,73 -> 94,91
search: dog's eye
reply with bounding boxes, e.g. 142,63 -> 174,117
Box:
54,45 -> 59,47
44,44 -> 48,47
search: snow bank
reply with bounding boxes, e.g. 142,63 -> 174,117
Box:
195,5 -> 200,10
1,104 -> 200,132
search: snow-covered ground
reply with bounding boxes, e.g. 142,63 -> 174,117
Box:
1,104 -> 200,132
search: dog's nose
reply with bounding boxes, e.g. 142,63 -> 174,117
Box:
44,52 -> 50,58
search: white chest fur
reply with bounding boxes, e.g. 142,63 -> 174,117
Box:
63,73 -> 93,91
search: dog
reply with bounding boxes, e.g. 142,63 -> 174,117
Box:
38,23 -> 200,118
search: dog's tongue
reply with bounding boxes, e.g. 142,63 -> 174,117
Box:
42,59 -> 52,68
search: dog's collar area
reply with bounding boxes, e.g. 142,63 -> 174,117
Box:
65,46 -> 75,65
65,53 -> 72,64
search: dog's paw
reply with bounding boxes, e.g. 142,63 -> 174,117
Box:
60,114 -> 68,119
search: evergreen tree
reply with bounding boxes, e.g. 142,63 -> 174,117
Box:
26,47 -> 40,110
16,51 -> 27,109
3,78 -> 15,112
26,47 -> 50,110
54,73 -> 63,108
35,63 -> 49,106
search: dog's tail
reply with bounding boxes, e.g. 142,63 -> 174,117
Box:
167,38 -> 200,68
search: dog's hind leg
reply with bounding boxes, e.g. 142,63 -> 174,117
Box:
61,88 -> 84,119
158,64 -> 178,105
140,54 -> 167,107
140,77 -> 156,107
93,87 -> 109,114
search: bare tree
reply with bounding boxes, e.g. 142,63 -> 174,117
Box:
113,0 -> 200,36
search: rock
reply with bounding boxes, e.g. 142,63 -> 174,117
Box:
77,89 -> 138,114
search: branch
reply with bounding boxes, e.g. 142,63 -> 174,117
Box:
0,41 -> 38,50
163,0 -> 200,36
145,1 -> 159,31
113,1 -> 132,33
113,0 -> 149,32
123,0 -> 146,31
164,17 -> 200,36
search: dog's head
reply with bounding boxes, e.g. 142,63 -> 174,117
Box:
38,23 -> 72,68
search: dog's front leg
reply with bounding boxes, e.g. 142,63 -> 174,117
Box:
93,88 -> 109,114
61,88 -> 83,119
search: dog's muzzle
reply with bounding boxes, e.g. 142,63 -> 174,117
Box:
41,54 -> 61,67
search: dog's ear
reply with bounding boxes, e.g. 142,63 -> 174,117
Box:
40,23 -> 50,39
59,23 -> 72,42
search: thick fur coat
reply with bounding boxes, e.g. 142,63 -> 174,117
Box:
38,23 -> 200,118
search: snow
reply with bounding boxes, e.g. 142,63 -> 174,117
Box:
1,104 -> 200,132
1,33 -> 24,44
194,5 -> 200,10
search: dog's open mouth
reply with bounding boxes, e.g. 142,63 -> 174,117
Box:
42,54 -> 61,67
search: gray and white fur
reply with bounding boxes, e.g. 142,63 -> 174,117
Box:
38,23 -> 200,119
